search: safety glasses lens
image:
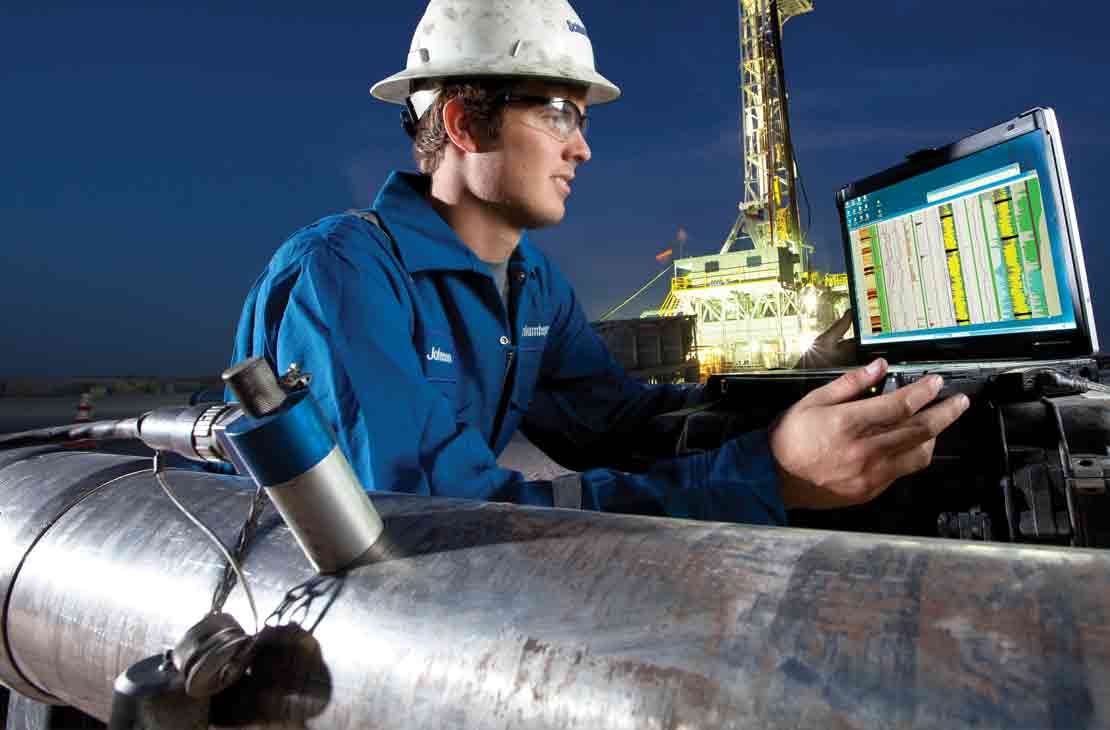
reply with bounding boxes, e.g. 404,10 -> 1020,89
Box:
548,101 -> 587,138
500,95 -> 587,140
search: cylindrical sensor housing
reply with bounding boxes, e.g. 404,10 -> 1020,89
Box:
220,390 -> 383,573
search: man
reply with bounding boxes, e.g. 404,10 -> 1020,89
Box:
230,0 -> 968,523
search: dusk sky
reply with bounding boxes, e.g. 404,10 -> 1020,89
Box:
3,2 -> 1107,376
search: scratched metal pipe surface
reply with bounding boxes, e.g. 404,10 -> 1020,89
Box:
2,447 -> 1110,729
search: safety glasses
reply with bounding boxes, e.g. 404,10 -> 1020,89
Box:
496,94 -> 589,141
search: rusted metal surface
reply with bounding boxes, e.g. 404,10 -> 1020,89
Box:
2,448 -> 1110,728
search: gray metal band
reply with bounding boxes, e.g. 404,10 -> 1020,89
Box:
0,449 -> 149,702
551,473 -> 583,509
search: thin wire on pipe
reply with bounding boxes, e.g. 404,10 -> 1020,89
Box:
210,482 -> 269,616
152,452 -> 260,634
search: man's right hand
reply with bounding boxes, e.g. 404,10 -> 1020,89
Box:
768,358 -> 970,510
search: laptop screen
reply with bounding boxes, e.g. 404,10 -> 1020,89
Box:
844,130 -> 1075,346
838,109 -> 1095,362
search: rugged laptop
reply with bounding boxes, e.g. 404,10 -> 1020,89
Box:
709,107 -> 1099,403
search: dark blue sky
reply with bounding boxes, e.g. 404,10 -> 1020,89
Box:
3,2 -> 1107,376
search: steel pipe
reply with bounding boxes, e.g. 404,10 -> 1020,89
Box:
2,448 -> 1110,728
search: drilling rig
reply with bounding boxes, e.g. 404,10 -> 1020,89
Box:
657,0 -> 848,372
725,0 -> 809,267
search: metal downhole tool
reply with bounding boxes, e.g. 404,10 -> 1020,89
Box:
220,357 -> 385,573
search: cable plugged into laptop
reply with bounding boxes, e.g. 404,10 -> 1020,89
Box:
1034,370 -> 1110,396
991,367 -> 1110,402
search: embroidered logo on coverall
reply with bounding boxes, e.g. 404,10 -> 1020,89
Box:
427,346 -> 454,363
522,325 -> 550,338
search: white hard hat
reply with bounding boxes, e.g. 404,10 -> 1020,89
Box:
371,0 -> 621,107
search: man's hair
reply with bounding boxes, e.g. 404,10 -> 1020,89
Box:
412,79 -> 508,175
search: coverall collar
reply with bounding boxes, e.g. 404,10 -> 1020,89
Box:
373,171 -> 541,277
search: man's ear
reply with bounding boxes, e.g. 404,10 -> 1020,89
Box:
442,97 -> 480,154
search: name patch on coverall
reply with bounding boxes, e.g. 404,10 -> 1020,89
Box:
522,324 -> 550,338
422,331 -> 457,383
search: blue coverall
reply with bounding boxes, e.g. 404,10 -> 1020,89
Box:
231,171 -> 785,524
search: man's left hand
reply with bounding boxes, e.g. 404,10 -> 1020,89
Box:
796,310 -> 856,369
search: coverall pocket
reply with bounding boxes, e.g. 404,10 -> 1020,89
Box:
510,346 -> 545,411
420,327 -> 464,411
